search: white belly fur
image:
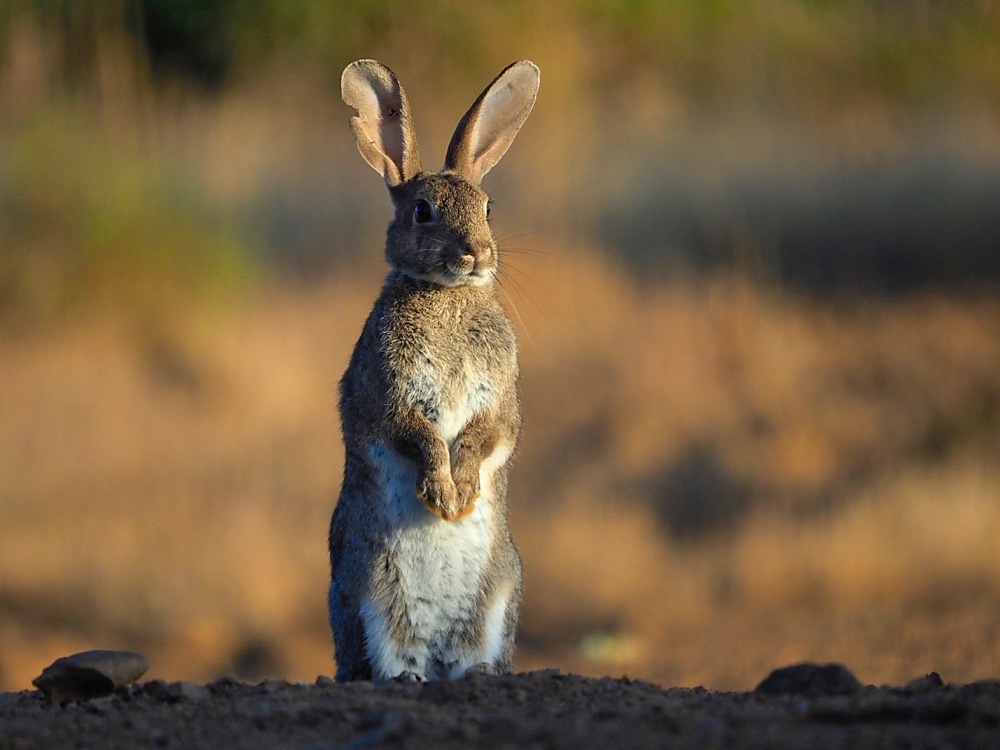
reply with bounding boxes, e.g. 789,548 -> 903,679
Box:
363,439 -> 513,680
411,362 -> 493,449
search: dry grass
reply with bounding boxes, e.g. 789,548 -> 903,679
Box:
1,247 -> 998,691
2,3 -> 1000,696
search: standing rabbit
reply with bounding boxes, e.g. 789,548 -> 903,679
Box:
328,59 -> 539,682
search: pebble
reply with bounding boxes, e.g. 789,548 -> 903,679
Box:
142,680 -> 212,703
903,672 -> 945,694
754,662 -> 863,697
175,682 -> 212,703
32,650 -> 149,703
259,679 -> 286,694
523,669 -> 563,679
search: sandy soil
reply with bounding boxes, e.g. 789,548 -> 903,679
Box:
2,664 -> 998,749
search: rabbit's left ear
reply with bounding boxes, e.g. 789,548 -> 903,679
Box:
342,59 -> 422,187
445,61 -> 539,185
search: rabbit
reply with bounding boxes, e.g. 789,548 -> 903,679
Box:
328,59 -> 539,683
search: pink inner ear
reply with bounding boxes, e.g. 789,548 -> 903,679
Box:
342,60 -> 421,185
466,65 -> 539,181
377,96 -> 405,178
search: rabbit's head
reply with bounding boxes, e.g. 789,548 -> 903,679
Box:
341,59 -> 539,287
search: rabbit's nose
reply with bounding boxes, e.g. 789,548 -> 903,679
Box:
455,243 -> 491,272
453,254 -> 475,273
467,243 -> 492,266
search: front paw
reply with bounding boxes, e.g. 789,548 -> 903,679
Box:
417,476 -> 462,520
451,462 -> 481,516
453,478 -> 480,514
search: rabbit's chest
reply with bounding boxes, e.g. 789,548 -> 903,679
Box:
403,352 -> 496,446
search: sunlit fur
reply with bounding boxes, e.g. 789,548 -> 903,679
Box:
330,59 -> 538,682
388,173 -> 498,288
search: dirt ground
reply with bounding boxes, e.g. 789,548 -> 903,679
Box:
2,664 -> 999,750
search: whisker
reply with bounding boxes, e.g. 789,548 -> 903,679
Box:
498,272 -> 534,314
501,247 -> 553,259
495,229 -> 542,244
498,277 -> 533,347
499,265 -> 554,328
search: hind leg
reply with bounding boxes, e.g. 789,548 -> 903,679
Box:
328,582 -> 372,681
456,578 -> 521,678
487,543 -> 522,675
358,595 -> 431,683
493,584 -> 521,674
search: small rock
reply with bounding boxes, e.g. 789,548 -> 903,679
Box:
33,650 -> 149,703
259,678 -> 286,694
522,668 -> 563,680
903,672 -> 944,694
754,662 -> 863,697
141,680 -> 172,702
315,675 -> 336,688
207,675 -> 240,693
175,681 -> 211,702
142,680 -> 211,703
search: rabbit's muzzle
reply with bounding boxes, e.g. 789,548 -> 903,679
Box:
450,245 -> 491,273
444,242 -> 494,283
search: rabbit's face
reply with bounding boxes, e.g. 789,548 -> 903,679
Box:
387,173 -> 497,288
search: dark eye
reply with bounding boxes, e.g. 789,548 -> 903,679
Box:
413,200 -> 433,224
486,201 -> 492,219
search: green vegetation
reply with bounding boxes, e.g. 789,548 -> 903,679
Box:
1,0 -> 999,692
577,0 -> 1000,109
0,107 -> 258,329
2,0 -> 999,326
7,0 -> 1000,111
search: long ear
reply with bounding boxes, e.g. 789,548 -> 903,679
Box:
341,59 -> 421,187
445,60 -> 539,185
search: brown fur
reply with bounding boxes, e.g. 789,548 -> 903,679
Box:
329,59 -> 539,682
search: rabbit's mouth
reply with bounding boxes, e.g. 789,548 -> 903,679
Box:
408,243 -> 497,287
439,264 -> 496,287
397,261 -> 495,288
447,254 -> 496,281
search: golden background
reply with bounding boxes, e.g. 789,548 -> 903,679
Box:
1,1 -> 998,691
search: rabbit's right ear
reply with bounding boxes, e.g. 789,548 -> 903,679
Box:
341,60 -> 422,187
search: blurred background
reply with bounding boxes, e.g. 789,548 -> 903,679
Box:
1,0 -> 999,691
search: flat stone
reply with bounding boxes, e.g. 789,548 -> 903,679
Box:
33,650 -> 149,703
754,662 -> 863,697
